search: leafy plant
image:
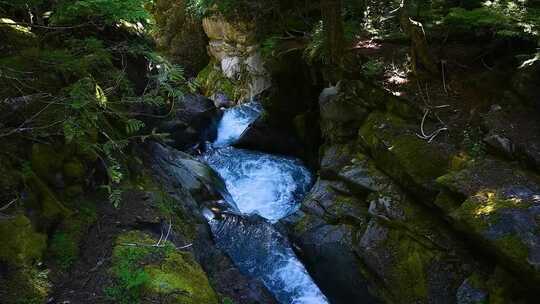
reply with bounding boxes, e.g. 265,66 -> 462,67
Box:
52,0 -> 151,26
462,127 -> 486,159
304,20 -> 327,63
49,232 -> 78,270
443,1 -> 539,38
361,59 -> 386,78
106,245 -> 151,304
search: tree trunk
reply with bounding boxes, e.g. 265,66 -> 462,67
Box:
400,0 -> 438,76
321,0 -> 344,81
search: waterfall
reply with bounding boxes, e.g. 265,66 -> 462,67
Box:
212,102 -> 262,147
201,103 -> 329,304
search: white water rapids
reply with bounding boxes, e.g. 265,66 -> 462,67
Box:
201,103 -> 329,304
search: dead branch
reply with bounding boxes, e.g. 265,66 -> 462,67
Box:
0,199 -> 18,212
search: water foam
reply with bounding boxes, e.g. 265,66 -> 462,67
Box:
203,147 -> 312,222
213,102 -> 262,147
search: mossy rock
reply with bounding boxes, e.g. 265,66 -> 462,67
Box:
438,159 -> 540,285
359,111 -> 449,195
144,251 -> 218,304
388,231 -> 433,302
108,231 -> 218,304
0,265 -> 51,304
48,207 -> 96,270
25,170 -> 72,221
196,62 -> 240,101
0,215 -> 47,266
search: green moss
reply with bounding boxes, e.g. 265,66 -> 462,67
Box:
2,266 -> 51,304
359,112 -> 449,190
107,231 -> 217,304
145,251 -> 219,304
196,62 -> 239,101
48,207 -> 96,270
64,185 -> 84,198
129,172 -> 198,241
392,136 -> 448,182
386,230 -> 433,302
451,190 -> 529,233
433,191 -> 461,214
293,213 -> 317,235
495,235 -> 530,266
0,215 -> 47,266
49,232 -> 78,270
0,155 -> 21,194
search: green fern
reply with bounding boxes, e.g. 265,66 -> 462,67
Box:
125,119 -> 145,135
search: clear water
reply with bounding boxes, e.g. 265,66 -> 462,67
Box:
203,147 -> 312,222
208,214 -> 329,304
202,103 -> 329,304
213,102 -> 262,147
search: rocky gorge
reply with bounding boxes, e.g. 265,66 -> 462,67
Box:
1,1 -> 540,304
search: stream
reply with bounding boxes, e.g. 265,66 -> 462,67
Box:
201,103 -> 329,304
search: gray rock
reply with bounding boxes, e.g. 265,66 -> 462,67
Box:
151,94 -> 222,151
456,279 -> 488,304
294,223 -> 379,304
234,117 -> 303,157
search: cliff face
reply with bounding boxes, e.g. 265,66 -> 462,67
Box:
197,15 -> 272,104
279,70 -> 540,303
151,0 -> 209,76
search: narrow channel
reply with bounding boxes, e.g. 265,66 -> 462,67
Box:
201,103 -> 329,304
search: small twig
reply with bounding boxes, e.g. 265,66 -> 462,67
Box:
481,57 -> 494,71
0,199 -> 17,212
441,60 -> 448,95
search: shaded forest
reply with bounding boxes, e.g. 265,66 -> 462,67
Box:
1,1 -> 539,304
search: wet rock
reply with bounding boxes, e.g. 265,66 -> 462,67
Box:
301,178 -> 366,222
484,133 -> 514,157
143,142 -> 276,303
294,224 -> 378,304
319,143 -> 357,178
211,92 -> 233,108
144,142 -> 227,204
456,279 -> 488,304
290,153 -> 473,304
234,118 -> 303,157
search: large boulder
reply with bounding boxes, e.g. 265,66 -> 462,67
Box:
142,142 -> 275,303
437,158 -> 540,286
285,153 -> 474,304
359,111 -> 452,197
234,118 -> 303,157
149,94 -> 222,151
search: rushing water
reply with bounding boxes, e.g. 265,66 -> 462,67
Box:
201,103 -> 329,304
